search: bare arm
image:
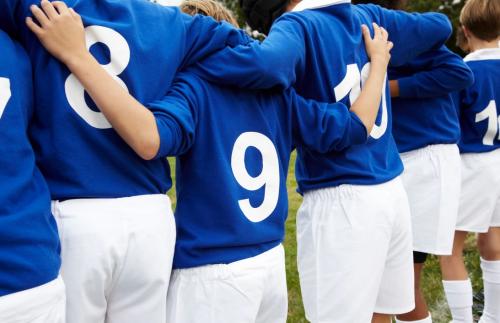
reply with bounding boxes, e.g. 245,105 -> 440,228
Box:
27,0 -> 160,160
350,24 -> 393,134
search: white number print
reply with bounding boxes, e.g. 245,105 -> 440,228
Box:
231,132 -> 280,223
65,26 -> 130,129
334,63 -> 388,139
475,100 -> 500,146
0,78 -> 12,120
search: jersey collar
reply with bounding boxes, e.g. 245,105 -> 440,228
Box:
292,0 -> 351,12
464,48 -> 500,62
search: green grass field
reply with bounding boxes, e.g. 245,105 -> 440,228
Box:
168,155 -> 483,323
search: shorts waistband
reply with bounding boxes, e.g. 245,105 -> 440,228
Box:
172,244 -> 284,281
0,277 -> 65,322
461,148 -> 500,163
52,194 -> 171,218
303,177 -> 403,200
400,144 -> 459,161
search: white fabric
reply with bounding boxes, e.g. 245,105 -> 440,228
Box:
464,48 -> 500,62
166,244 -> 287,323
297,177 -> 415,323
395,313 -> 432,323
51,194 -> 175,323
0,277 -> 65,323
443,279 -> 473,323
400,144 -> 461,255
292,0 -> 350,12
457,149 -> 500,233
479,259 -> 500,323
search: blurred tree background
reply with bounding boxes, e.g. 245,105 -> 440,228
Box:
221,0 -> 467,54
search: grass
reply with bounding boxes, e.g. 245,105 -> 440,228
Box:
168,155 -> 483,323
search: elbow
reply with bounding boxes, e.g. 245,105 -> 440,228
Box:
463,69 -> 475,88
426,13 -> 452,46
435,13 -> 453,42
136,138 -> 160,161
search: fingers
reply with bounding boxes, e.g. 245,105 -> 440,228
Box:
25,16 -> 43,35
380,27 -> 389,42
387,41 -> 394,52
361,24 -> 371,42
52,1 -> 69,14
40,0 -> 59,19
30,4 -> 50,27
372,22 -> 382,39
69,8 -> 83,24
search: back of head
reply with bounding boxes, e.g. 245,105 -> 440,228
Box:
180,0 -> 240,27
352,0 -> 407,10
239,0 -> 289,34
460,0 -> 500,41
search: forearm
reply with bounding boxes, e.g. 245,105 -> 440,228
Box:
389,80 -> 399,98
350,62 -> 387,133
67,53 -> 160,160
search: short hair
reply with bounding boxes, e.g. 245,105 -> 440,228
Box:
352,0 -> 407,10
180,0 -> 239,28
460,0 -> 500,42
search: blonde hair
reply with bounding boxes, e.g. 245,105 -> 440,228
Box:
460,0 -> 500,41
181,0 -> 239,28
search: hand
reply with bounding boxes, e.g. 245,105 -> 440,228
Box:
362,23 -> 393,68
26,0 -> 88,66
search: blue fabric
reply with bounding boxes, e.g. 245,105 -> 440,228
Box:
0,0 -> 248,199
149,72 -> 367,268
0,29 -> 60,297
455,49 -> 500,153
390,46 -> 474,153
194,2 -> 452,193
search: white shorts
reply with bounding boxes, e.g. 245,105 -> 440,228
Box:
297,177 -> 415,322
0,277 -> 65,323
52,194 -> 175,323
166,244 -> 288,323
400,144 -> 461,255
457,149 -> 500,233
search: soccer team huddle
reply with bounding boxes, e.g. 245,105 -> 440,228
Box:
0,0 -> 499,322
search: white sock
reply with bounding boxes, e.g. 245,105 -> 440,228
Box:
479,258 -> 500,323
443,279 -> 473,323
395,313 -> 432,322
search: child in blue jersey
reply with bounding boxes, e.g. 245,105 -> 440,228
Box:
0,29 -> 63,323
391,45 -> 473,323
1,0 -> 250,322
440,1 -> 500,322
188,1 -> 453,322
26,1 -> 393,321
360,2 -> 475,323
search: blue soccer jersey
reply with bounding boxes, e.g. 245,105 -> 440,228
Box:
147,72 -> 367,268
390,46 -> 474,153
0,0 -> 247,199
456,48 -> 500,153
193,0 -> 452,193
0,29 -> 60,297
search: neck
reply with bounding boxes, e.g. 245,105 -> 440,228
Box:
468,37 -> 500,52
287,0 -> 301,11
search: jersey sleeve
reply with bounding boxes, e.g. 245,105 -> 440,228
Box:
395,46 -> 474,99
289,89 -> 368,153
192,14 -> 307,90
180,12 -> 252,68
361,4 -> 452,67
146,73 -> 200,159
